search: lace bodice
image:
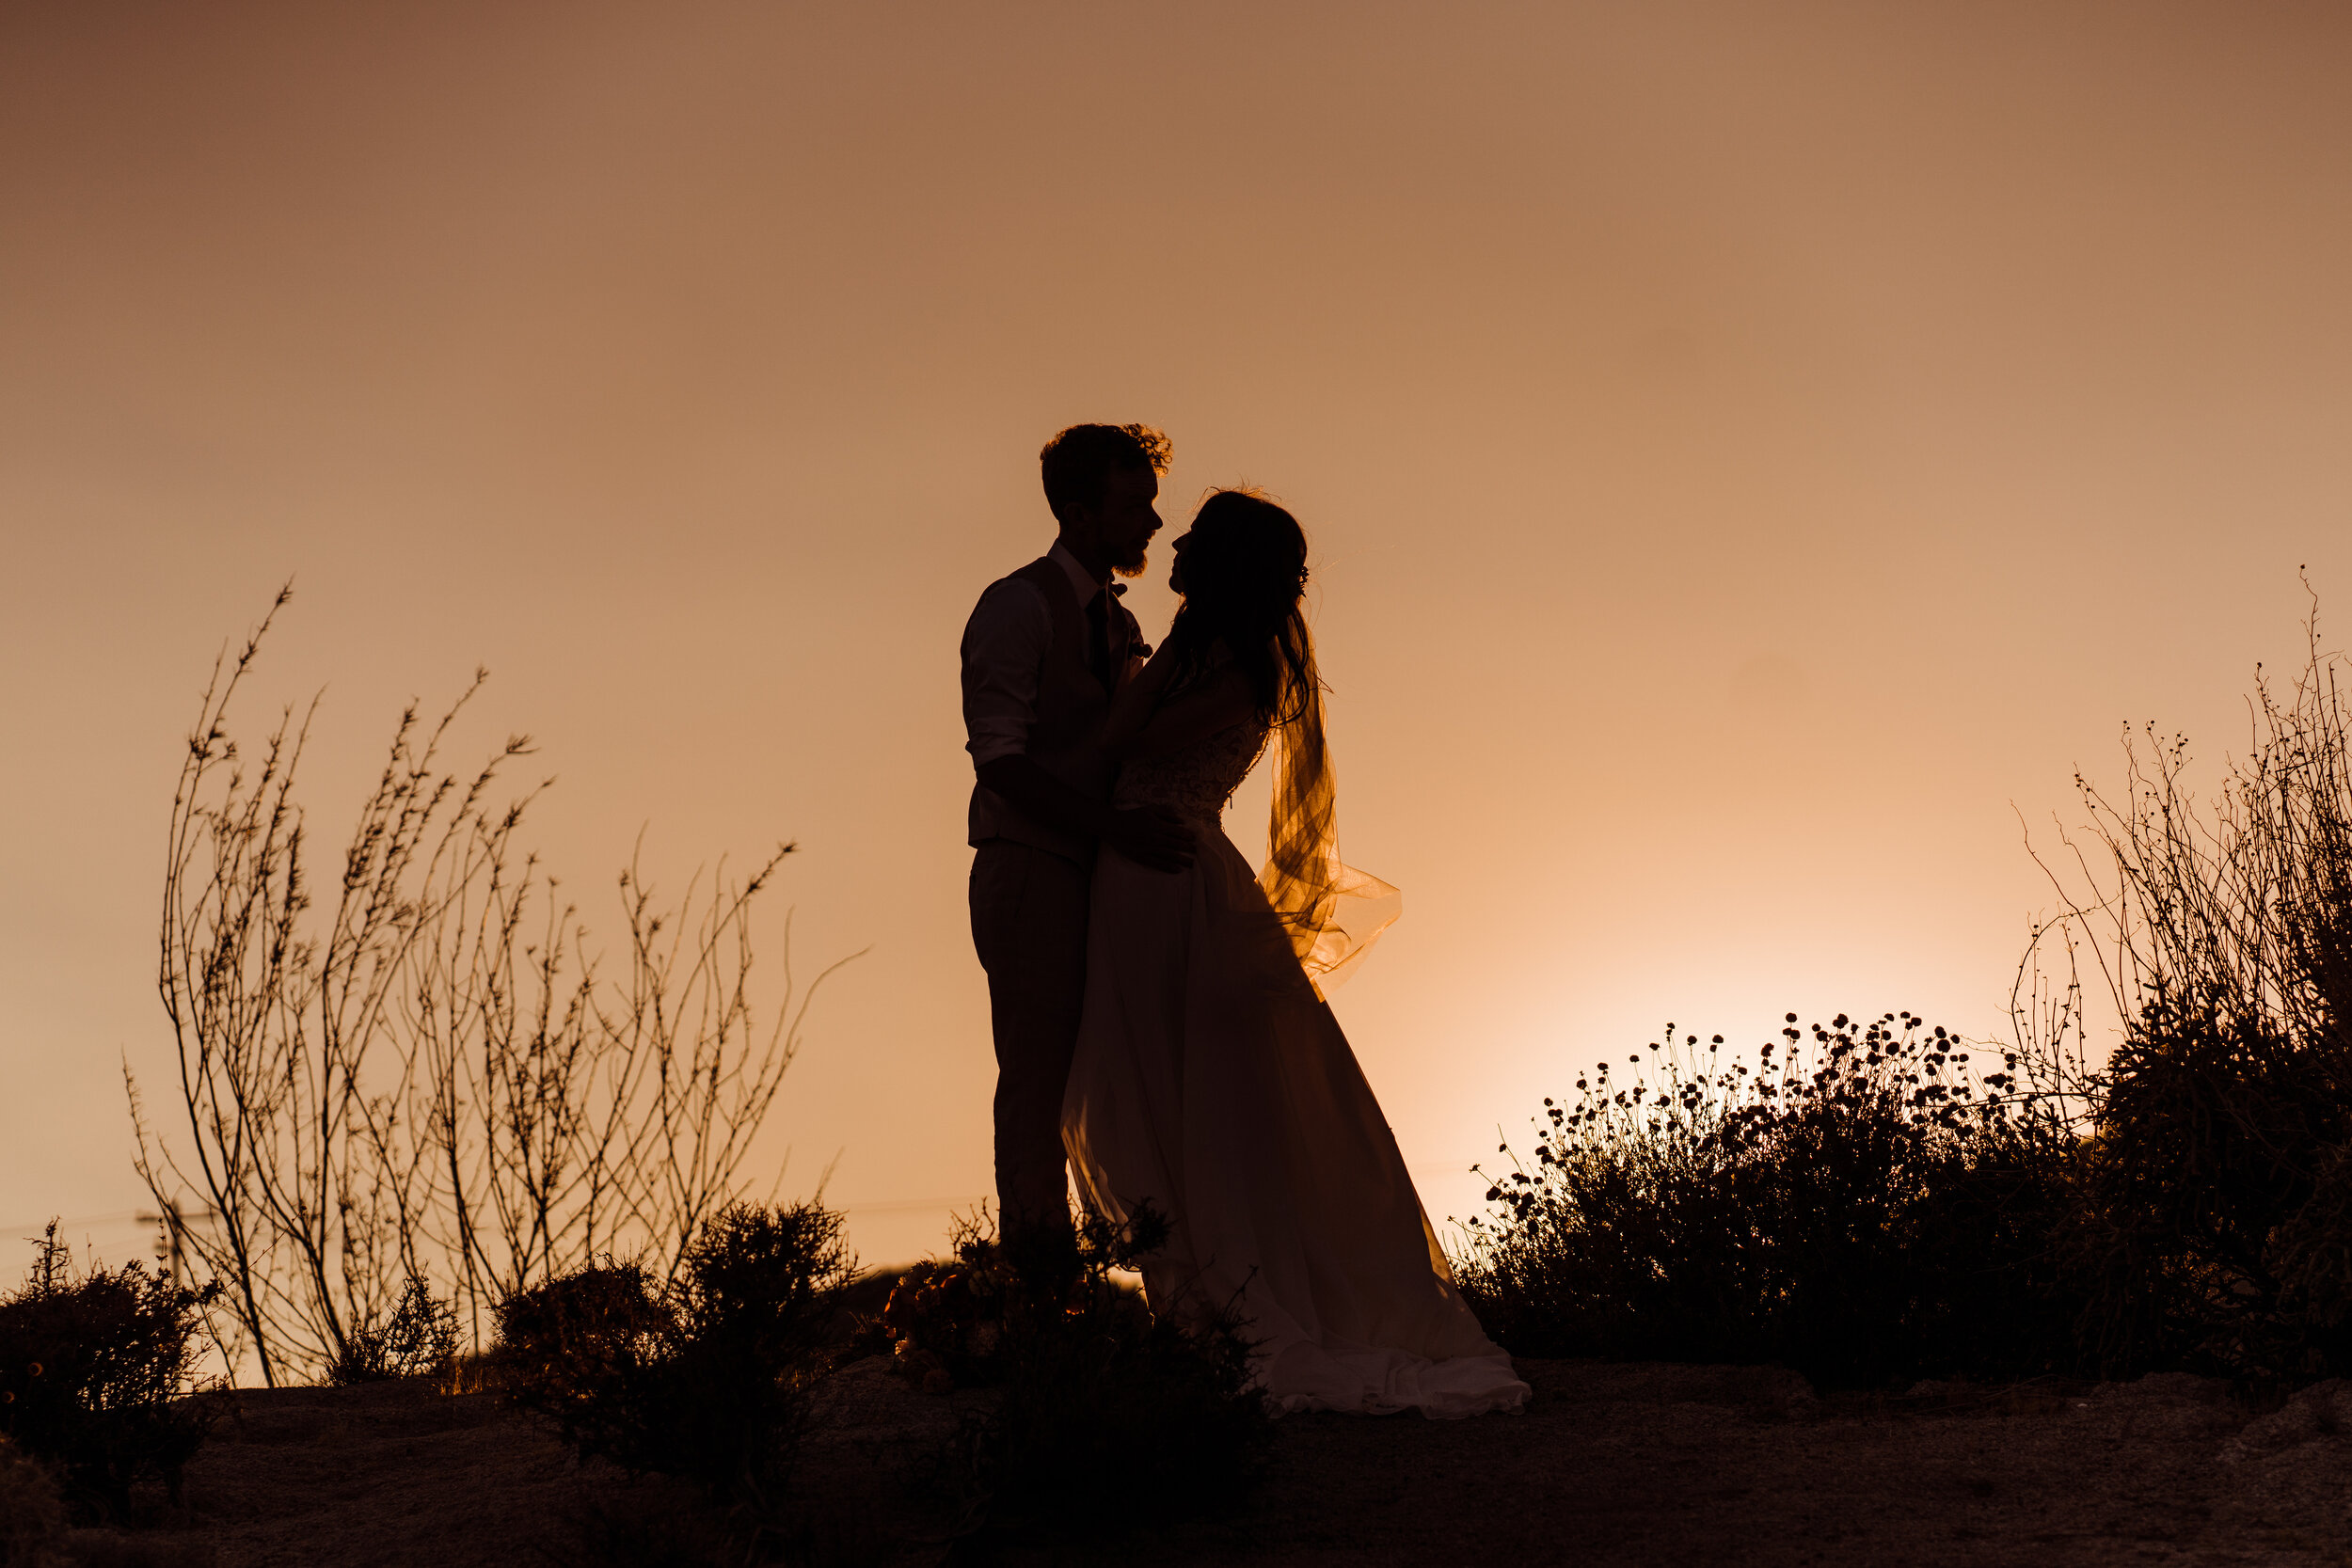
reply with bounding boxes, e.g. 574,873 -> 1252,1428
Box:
1113,721 -> 1268,820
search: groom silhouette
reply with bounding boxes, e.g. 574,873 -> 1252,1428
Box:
961,423 -> 1195,1270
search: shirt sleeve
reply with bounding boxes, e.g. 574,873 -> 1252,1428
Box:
961,578 -> 1052,768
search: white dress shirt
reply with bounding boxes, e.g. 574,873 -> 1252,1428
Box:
961,541 -> 1109,768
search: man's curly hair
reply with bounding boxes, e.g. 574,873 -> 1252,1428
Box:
1039,423 -> 1172,525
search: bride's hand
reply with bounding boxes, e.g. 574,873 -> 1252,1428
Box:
1102,636 -> 1198,755
1131,639 -> 1184,689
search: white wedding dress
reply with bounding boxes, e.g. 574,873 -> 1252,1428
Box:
1061,720 -> 1530,1418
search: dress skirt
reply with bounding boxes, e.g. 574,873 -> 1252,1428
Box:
1061,817 -> 1529,1418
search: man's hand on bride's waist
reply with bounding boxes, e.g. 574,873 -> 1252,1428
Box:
1101,803 -> 1195,872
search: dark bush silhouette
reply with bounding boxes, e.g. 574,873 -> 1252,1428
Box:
495,1202 -> 852,1510
860,1201 -> 1268,1540
0,1224 -> 218,1522
494,1261 -> 669,1411
978,1211 -> 1266,1536
1455,1015 -> 2085,1388
2065,992 -> 2352,1378
2024,594 -> 2352,1379
326,1276 -> 459,1386
1465,593 -> 2352,1390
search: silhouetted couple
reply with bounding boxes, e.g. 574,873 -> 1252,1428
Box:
960,424 -> 1526,1418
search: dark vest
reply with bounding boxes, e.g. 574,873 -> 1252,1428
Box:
964,556 -> 1134,863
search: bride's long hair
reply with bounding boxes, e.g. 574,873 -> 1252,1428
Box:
1160,489 -> 1342,966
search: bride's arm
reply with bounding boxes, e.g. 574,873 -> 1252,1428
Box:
1101,646 -> 1257,761
1097,640 -> 1184,755
1126,669 -> 1256,758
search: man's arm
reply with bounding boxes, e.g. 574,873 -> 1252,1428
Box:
962,579 -> 1053,772
974,756 -> 1195,872
962,579 -> 1194,872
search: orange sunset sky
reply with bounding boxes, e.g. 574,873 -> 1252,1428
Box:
5,1 -> 2350,1267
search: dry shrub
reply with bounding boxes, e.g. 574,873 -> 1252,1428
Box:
2026,590 -> 2352,1377
0,1227 -> 219,1523
1455,1015 -> 2083,1389
133,588 -> 846,1386
325,1276 -> 458,1386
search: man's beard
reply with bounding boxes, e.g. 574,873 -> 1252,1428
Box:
1113,547 -> 1149,579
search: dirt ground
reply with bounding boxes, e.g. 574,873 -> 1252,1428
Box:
73,1357 -> 2352,1567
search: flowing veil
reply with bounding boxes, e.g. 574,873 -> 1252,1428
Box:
1256,663 -> 1401,997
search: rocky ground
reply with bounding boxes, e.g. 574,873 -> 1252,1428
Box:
47,1358 -> 2352,1566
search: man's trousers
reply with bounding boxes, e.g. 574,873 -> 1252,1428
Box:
968,839 -> 1089,1250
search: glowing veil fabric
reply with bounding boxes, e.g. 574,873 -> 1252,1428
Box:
1256,679 -> 1401,997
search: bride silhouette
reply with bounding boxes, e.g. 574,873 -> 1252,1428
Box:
1063,488 -> 1528,1418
